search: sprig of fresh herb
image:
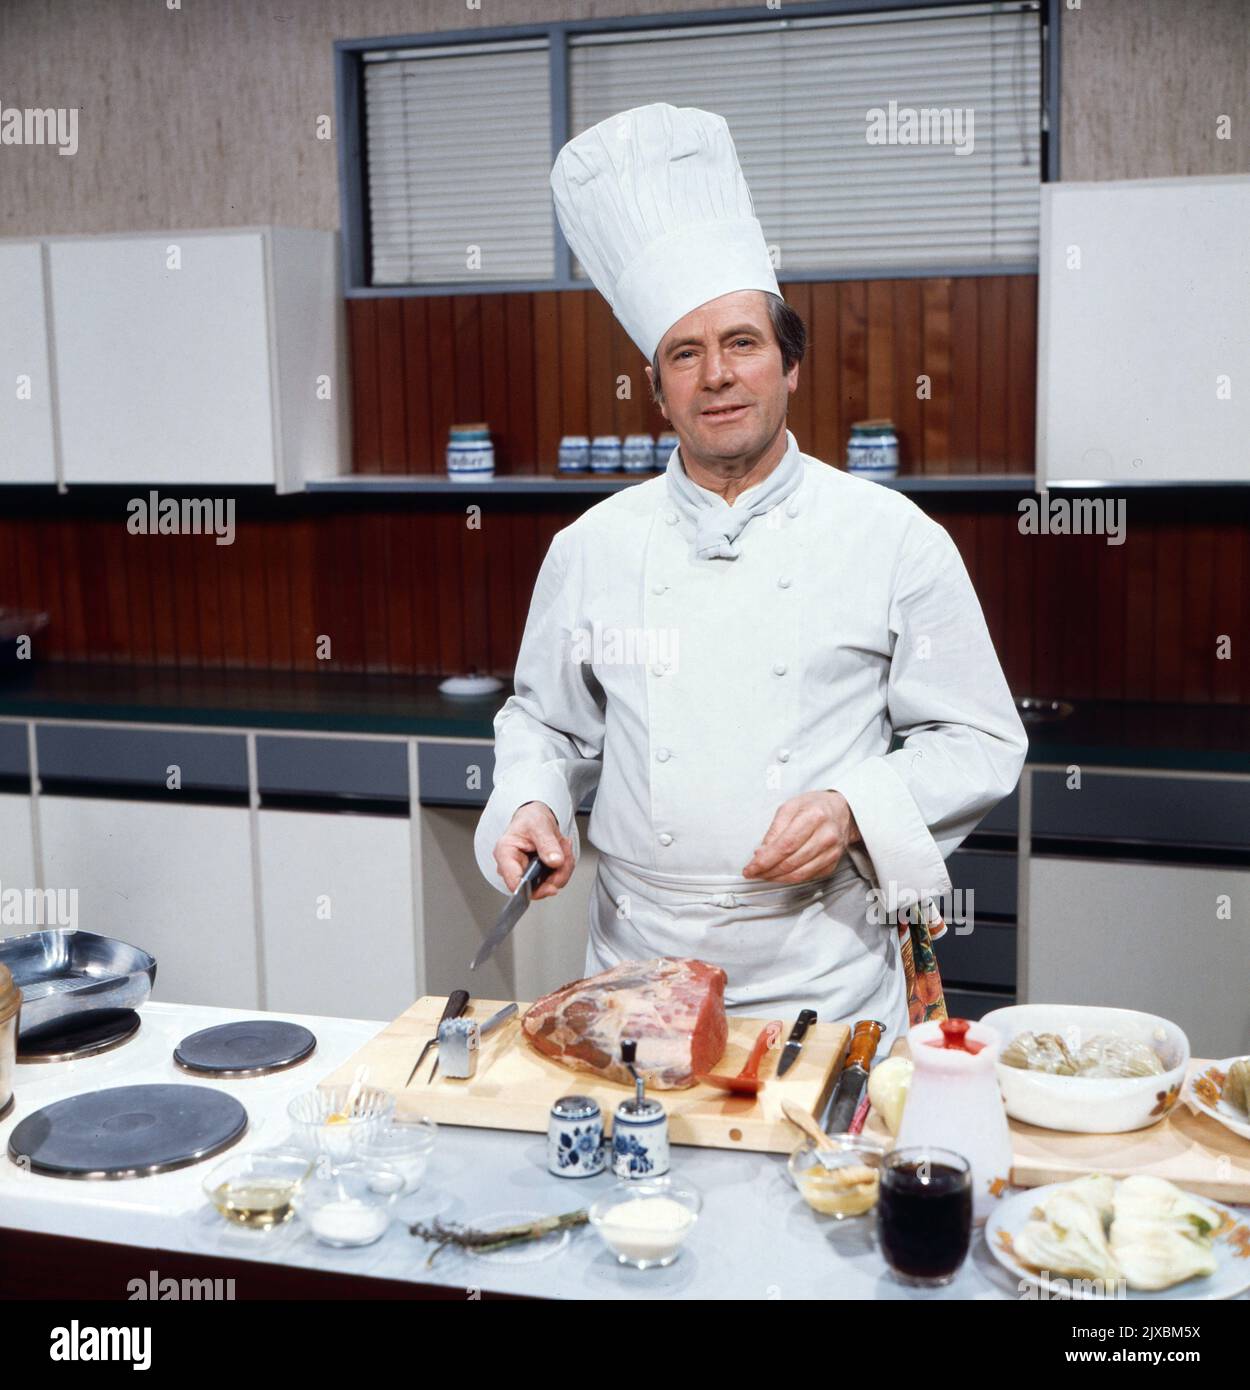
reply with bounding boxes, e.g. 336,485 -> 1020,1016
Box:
409,1209 -> 588,1266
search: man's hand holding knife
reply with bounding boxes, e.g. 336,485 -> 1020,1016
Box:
493,801 -> 574,899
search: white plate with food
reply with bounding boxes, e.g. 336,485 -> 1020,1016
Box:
981,1004 -> 1189,1133
1188,1057 -> 1250,1143
989,1173 -> 1250,1301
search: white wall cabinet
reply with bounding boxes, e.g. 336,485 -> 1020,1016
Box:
46,227 -> 347,491
258,809 -> 417,1021
38,796 -> 259,1009
1038,176 -> 1250,485
0,240 -> 57,483
1026,854 -> 1250,1058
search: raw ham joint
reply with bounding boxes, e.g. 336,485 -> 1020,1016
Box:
522,958 -> 729,1089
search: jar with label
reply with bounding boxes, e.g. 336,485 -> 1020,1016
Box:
446,423 -> 495,480
612,1096 -> 669,1179
654,431 -> 679,471
622,434 -> 655,474
590,435 -> 623,473
846,420 -> 898,481
558,435 -> 590,474
547,1095 -> 606,1177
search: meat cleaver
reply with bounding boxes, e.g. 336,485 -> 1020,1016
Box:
469,853 -> 553,972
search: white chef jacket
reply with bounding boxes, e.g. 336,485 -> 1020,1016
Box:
474,430 -> 1028,1036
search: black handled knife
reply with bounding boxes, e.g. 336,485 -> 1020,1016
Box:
775,1009 -> 819,1077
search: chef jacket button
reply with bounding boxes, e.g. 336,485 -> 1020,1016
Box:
665,511 -> 679,525
777,576 -> 792,589
658,832 -> 674,847
777,748 -> 791,762
650,663 -> 664,676
786,499 -> 800,518
715,892 -> 738,909
772,662 -> 788,677
656,747 -> 671,763
652,582 -> 667,595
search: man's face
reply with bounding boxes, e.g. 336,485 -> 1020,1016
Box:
647,290 -> 798,467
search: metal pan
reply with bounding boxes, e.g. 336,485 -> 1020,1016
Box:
0,930 -> 156,1037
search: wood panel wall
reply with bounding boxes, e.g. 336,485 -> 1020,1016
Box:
347,277 -> 1037,477
1,488 -> 1246,707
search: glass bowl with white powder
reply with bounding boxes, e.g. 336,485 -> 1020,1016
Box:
589,1177 -> 701,1269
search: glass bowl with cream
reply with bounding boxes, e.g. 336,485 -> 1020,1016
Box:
589,1176 -> 701,1268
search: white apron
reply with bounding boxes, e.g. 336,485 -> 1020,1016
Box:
584,852 -> 911,1041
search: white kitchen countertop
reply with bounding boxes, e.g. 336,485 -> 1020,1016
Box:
0,1000 -> 1199,1301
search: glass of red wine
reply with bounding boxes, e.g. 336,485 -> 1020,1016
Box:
877,1146 -> 973,1287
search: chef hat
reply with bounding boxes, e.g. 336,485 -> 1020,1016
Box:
550,103 -> 780,361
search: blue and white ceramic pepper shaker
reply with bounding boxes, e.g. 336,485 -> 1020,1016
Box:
612,1038 -> 670,1179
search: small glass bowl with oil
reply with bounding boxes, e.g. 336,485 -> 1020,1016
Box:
203,1148 -> 314,1230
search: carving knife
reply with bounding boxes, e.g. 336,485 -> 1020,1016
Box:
819,1019 -> 885,1135
469,853 -> 552,972
405,988 -> 469,1087
775,1008 -> 819,1078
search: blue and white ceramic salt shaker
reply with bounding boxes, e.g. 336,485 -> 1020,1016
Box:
612,1039 -> 670,1179
547,1095 -> 606,1178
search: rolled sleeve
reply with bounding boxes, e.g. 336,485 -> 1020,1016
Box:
831,517 -> 1028,919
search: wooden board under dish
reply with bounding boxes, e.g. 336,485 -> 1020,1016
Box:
320,997 -> 849,1155
862,1048 -> 1250,1204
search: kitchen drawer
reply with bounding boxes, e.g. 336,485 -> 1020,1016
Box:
419,741 -> 598,813
36,725 -> 247,798
0,723 -> 29,789
418,741 -> 495,806
1031,769 -> 1250,851
945,847 -> 1017,919
978,786 -> 1019,835
934,918 -> 1017,991
256,735 -> 408,804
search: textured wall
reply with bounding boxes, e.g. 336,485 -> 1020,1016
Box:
1059,0 -> 1250,181
0,0 -> 757,237
2,0 -> 1245,239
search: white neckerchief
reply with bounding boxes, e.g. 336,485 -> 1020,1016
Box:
664,429 -> 803,560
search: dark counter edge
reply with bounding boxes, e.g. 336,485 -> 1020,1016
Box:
0,1225 -> 534,1301
0,665 -> 1247,774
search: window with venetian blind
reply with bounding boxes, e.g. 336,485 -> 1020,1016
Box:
357,2 -> 1042,290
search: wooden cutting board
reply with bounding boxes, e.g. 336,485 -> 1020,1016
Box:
320,997 -> 850,1155
862,1045 -> 1250,1204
